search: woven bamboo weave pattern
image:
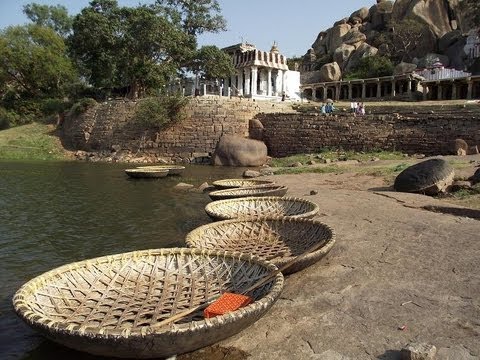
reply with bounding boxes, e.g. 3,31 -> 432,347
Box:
136,165 -> 185,175
186,218 -> 335,274
13,248 -> 284,358
209,185 -> 288,201
212,179 -> 275,189
125,169 -> 169,178
205,196 -> 319,220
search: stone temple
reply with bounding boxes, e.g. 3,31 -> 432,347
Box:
221,42 -> 301,100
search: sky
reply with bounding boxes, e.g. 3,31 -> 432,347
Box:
0,0 -> 374,58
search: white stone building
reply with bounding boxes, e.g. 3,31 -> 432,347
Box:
222,42 -> 301,100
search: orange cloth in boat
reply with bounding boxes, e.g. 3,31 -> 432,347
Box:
204,293 -> 253,318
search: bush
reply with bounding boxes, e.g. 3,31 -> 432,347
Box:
0,108 -> 14,130
70,98 -> 97,115
344,56 -> 394,80
134,95 -> 187,129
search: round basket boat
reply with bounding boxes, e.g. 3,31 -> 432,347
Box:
136,165 -> 186,176
186,218 -> 335,275
205,196 -> 319,221
209,185 -> 288,201
13,248 -> 283,359
125,168 -> 169,178
212,179 -> 275,190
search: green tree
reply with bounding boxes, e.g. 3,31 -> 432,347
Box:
69,0 -> 221,98
23,3 -> 73,37
154,0 -> 226,36
0,24 -> 76,99
344,56 -> 394,80
190,45 -> 234,80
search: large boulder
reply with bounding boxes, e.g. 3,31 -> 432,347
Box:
392,0 -> 454,38
212,135 -> 268,167
415,53 -> 451,68
312,31 -> 328,55
334,44 -> 356,70
443,34 -> 467,70
328,24 -> 351,54
394,159 -> 455,195
319,62 -> 342,82
345,43 -> 378,72
439,30 -> 463,52
369,1 -> 394,30
394,62 -> 418,75
349,7 -> 370,24
342,28 -> 367,47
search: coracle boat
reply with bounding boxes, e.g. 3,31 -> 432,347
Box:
125,168 -> 169,178
212,178 -> 275,190
136,165 -> 186,176
205,196 -> 319,221
13,248 -> 284,359
186,217 -> 335,275
208,185 -> 288,201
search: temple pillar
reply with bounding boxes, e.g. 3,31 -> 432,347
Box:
407,79 -> 412,97
376,81 -> 381,98
267,69 -> 272,96
238,70 -> 244,96
467,79 -> 473,100
423,84 -> 428,100
335,84 -> 340,101
437,83 -> 443,100
323,86 -> 327,101
251,66 -> 258,96
281,70 -> 286,94
348,83 -> 352,99
391,80 -> 396,97
452,82 -> 457,100
244,68 -> 251,96
230,73 -> 236,93
361,82 -> 366,99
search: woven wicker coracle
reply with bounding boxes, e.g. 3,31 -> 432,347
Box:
186,217 -> 335,275
125,168 -> 169,178
136,165 -> 186,175
13,248 -> 284,359
209,185 -> 288,201
212,179 -> 275,190
205,196 -> 319,221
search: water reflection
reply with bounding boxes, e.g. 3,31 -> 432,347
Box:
0,161 -> 245,360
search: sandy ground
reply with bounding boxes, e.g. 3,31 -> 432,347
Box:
177,155 -> 480,360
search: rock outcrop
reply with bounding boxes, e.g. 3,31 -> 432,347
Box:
301,0 -> 475,83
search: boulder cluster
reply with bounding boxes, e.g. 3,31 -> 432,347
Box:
301,0 -> 474,82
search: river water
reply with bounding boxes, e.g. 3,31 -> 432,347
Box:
0,161 -> 246,360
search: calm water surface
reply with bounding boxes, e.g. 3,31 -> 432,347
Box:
0,161 -> 246,360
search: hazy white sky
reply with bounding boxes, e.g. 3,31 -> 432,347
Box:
0,0 -> 375,57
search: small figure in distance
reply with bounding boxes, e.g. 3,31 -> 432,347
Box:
321,103 -> 327,115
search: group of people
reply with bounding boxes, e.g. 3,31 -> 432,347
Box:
320,102 -> 336,115
350,101 -> 366,116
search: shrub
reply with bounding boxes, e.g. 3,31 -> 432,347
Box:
344,55 -> 394,80
134,95 -> 187,129
70,98 -> 97,115
0,107 -> 17,130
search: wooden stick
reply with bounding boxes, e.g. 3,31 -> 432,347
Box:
151,241 -> 326,329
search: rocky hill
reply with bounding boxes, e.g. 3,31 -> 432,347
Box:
300,0 -> 479,83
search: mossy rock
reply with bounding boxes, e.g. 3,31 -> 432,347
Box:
394,159 -> 454,195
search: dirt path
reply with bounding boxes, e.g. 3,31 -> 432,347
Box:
181,156 -> 480,360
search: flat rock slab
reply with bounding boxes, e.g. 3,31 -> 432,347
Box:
203,173 -> 480,360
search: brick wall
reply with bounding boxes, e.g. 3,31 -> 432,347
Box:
254,113 -> 480,157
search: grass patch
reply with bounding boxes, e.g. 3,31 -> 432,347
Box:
271,150 -> 405,168
0,123 -> 69,161
274,165 -> 340,175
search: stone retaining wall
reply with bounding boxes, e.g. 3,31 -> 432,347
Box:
62,97 -> 282,163
254,113 -> 480,157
